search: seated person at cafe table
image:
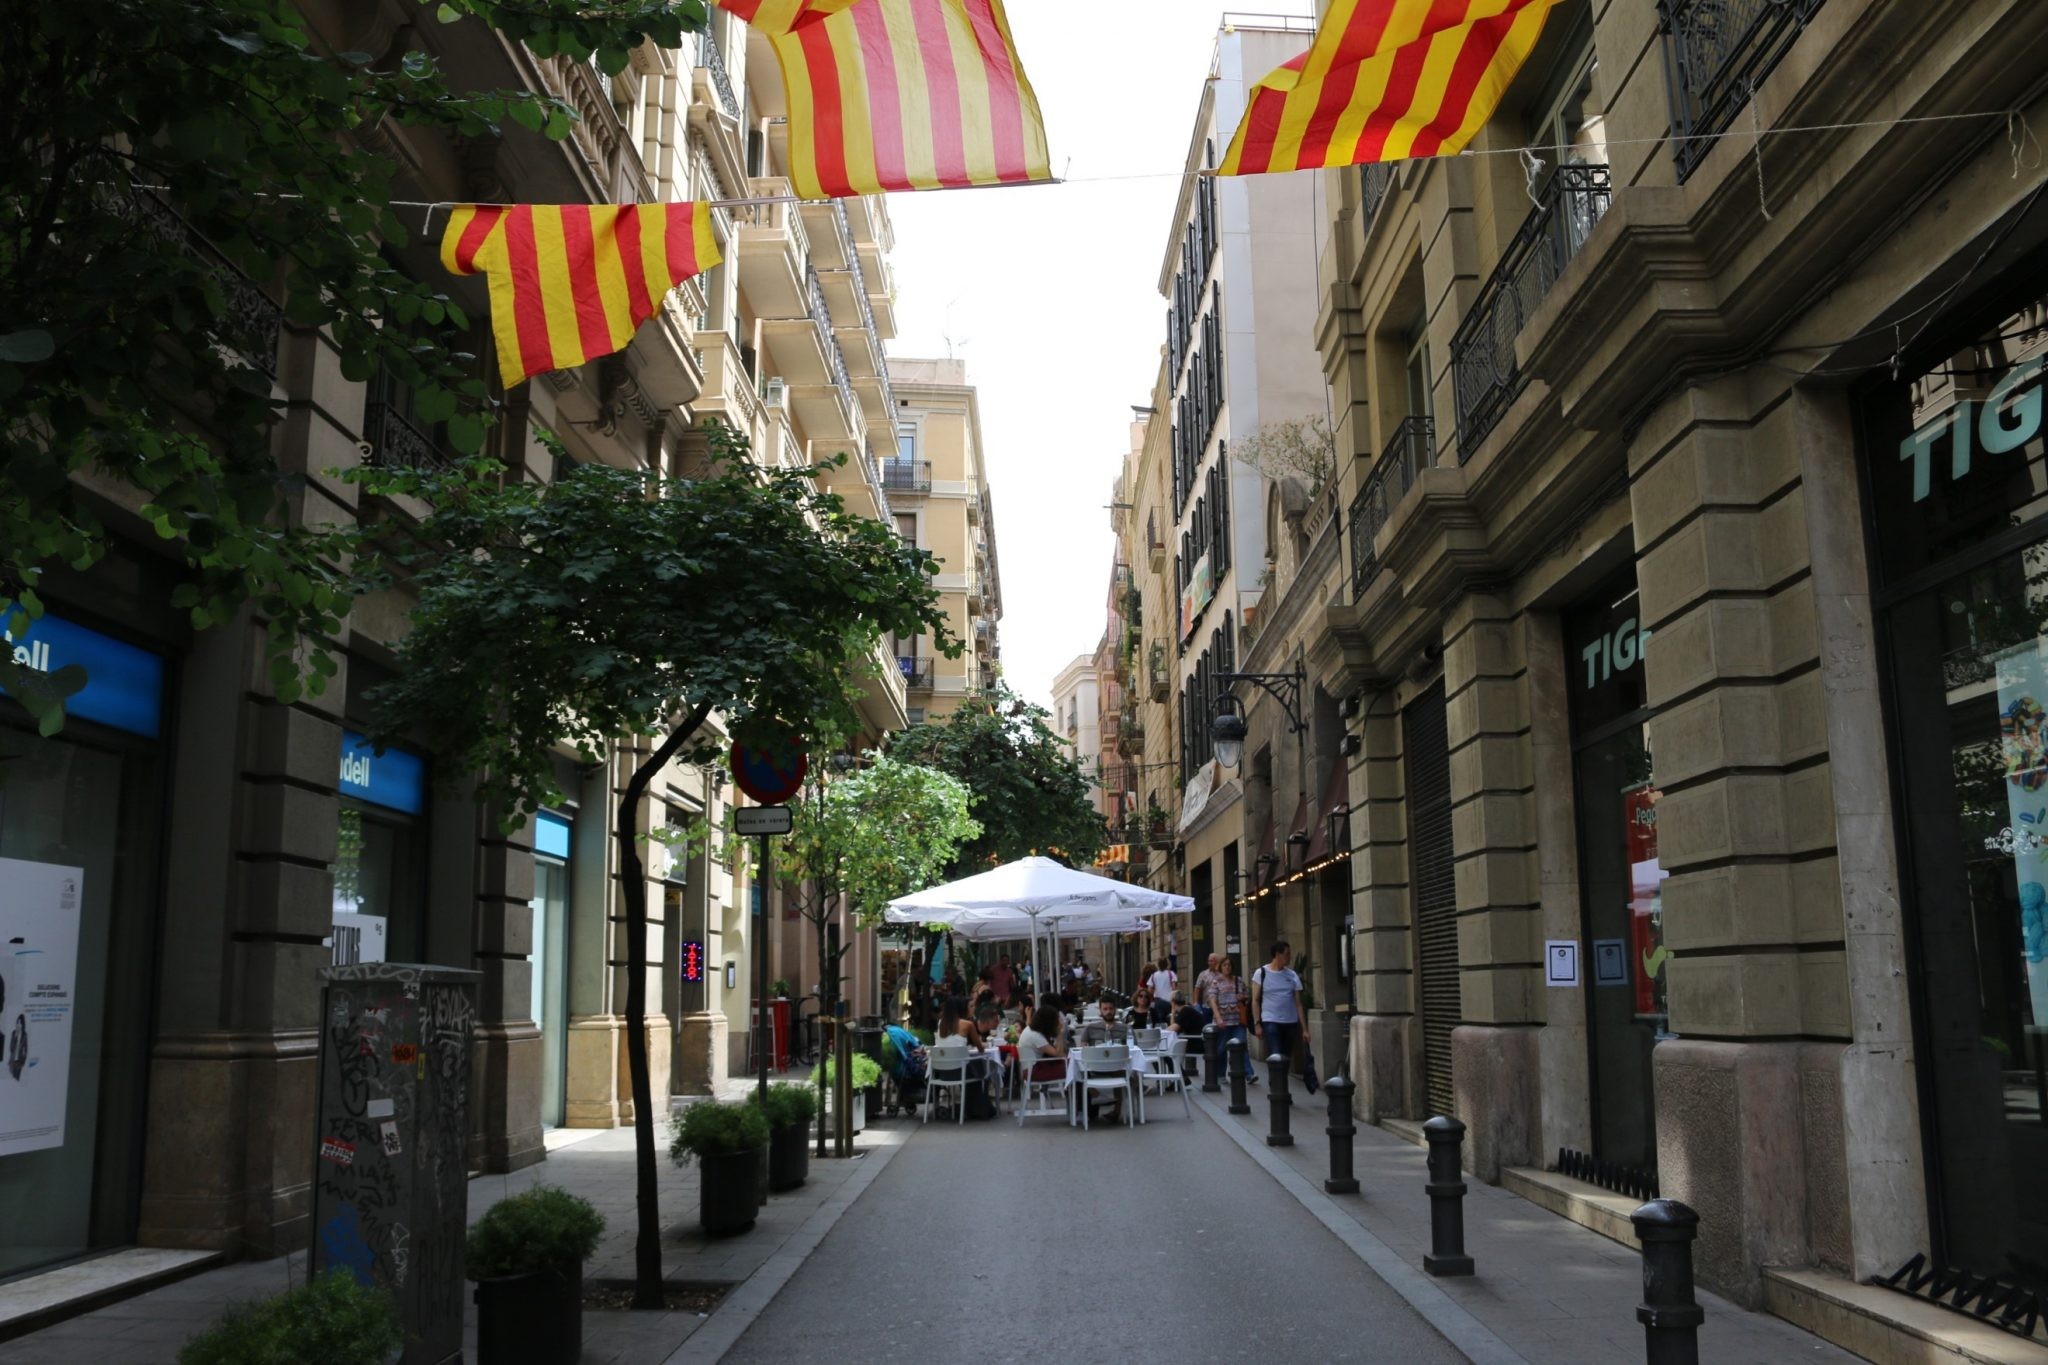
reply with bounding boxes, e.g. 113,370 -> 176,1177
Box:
1017,1004 -> 1067,1083
1125,985 -> 1154,1030
1171,989 -> 1204,1038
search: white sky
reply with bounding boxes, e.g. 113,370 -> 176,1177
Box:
885,2 -> 1313,711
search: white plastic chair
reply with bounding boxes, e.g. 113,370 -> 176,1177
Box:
1137,1036 -> 1191,1121
1077,1045 -> 1133,1130
1133,1028 -> 1164,1053
1016,1053 -> 1072,1126
925,1038 -> 972,1125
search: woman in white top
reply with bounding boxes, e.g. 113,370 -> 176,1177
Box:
1016,1003 -> 1066,1081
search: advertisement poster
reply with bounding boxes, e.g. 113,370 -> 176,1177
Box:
0,858 -> 83,1157
1993,641 -> 2048,1027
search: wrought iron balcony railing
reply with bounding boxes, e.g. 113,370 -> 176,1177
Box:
1359,161 -> 1395,233
121,191 -> 283,379
696,29 -> 739,121
805,262 -> 855,413
882,459 -> 931,492
1448,163 -> 1610,458
1660,0 -> 1825,183
896,655 -> 934,689
363,399 -> 454,472
1349,416 -> 1433,598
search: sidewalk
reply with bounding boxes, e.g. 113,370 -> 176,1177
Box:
0,1104 -> 911,1365
1194,1083 -> 1860,1365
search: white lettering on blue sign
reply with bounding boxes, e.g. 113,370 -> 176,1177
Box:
1,605 -> 165,738
338,731 -> 426,815
1899,358 -> 2044,501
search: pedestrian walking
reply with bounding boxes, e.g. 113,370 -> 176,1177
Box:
1146,959 -> 1177,1025
1166,928 -> 1179,973
991,954 -> 1015,1006
1192,952 -> 1222,1024
1204,956 -> 1255,1082
1250,941 -> 1306,1079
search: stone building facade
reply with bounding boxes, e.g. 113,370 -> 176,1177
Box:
1103,1 -> 2048,1350
1,6 -> 918,1283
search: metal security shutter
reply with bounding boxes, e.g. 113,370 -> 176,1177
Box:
1405,682 -> 1458,1120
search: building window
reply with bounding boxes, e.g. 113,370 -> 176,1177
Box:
896,422 -> 918,461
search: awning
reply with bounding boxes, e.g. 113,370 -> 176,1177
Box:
1255,814 -> 1278,886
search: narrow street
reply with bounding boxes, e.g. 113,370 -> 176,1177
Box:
723,1103 -> 1464,1364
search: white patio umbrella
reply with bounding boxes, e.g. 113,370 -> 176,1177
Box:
884,856 -> 1193,1002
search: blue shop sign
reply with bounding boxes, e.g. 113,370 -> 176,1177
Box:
2,606 -> 165,738
339,731 -> 426,815
535,811 -> 572,861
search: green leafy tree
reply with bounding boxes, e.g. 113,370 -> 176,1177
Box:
889,684 -> 1107,872
1,0 -> 706,731
776,751 -> 980,1145
360,423 -> 950,1307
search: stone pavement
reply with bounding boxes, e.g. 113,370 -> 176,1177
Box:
1197,1081 -> 1861,1365
0,1107 -> 909,1365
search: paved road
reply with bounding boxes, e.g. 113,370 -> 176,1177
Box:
724,1100 -> 1465,1363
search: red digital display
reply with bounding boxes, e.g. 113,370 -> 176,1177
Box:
681,939 -> 705,984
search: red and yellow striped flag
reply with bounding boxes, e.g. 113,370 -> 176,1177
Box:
719,0 -> 1051,199
1220,0 -> 1564,176
440,203 -> 721,389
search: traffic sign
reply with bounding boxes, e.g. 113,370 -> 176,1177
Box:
735,804 -> 794,836
730,731 -> 806,805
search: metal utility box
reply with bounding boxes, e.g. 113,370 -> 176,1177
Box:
309,963 -> 480,1365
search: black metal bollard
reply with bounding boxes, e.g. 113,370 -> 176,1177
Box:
1202,1024 -> 1221,1093
1632,1199 -> 1704,1365
1323,1074 -> 1358,1194
1265,1053 -> 1293,1146
1226,1036 -> 1250,1114
1422,1115 -> 1473,1276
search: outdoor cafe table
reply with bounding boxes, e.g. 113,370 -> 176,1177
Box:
1063,1042 -> 1155,1125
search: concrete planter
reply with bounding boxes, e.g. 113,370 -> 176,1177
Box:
698,1147 -> 762,1235
474,1259 -> 582,1365
768,1120 -> 810,1191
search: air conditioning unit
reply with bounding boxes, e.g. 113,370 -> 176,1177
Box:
761,376 -> 788,408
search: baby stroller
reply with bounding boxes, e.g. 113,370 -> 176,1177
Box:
880,1024 -> 928,1116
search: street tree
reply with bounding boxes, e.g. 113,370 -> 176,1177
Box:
889,684 -> 1107,873
1,0 -> 705,731
777,752 -> 979,1150
360,423 -> 951,1307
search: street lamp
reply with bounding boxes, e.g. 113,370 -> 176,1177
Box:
1211,666 -> 1312,982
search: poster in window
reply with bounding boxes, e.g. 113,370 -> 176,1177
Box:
1993,640 -> 2048,1028
0,858 -> 83,1157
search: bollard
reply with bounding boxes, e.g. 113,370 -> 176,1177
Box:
1265,1053 -> 1294,1146
1202,1024 -> 1221,1093
1422,1115 -> 1473,1276
1323,1074 -> 1358,1194
1632,1199 -> 1704,1365
1226,1036 -> 1250,1114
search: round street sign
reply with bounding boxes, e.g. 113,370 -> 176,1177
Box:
730,733 -> 807,805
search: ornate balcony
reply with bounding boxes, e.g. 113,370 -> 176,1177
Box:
1349,416 -> 1433,598
882,459 -> 932,493
1660,0 -> 1825,182
1448,164 -> 1610,458
897,655 -> 934,690
695,29 -> 738,121
1359,161 -> 1395,234
362,397 -> 452,472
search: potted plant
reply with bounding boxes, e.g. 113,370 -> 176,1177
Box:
756,1082 -> 817,1191
670,1099 -> 769,1235
813,1052 -> 883,1134
770,978 -> 792,999
466,1185 -> 604,1365
178,1268 -> 399,1365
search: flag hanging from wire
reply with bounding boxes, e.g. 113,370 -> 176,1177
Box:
1220,0 -> 1565,176
719,0 -> 1051,199
440,203 -> 721,389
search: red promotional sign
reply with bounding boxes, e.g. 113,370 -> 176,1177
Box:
730,730 -> 807,805
681,939 -> 705,983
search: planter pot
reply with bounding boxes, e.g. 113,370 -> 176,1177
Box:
822,1088 -> 866,1135
768,1119 -> 810,1191
699,1146 -> 763,1235
474,1259 -> 582,1365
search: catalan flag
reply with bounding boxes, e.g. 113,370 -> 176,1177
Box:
719,0 -> 1051,199
1220,0 -> 1564,176
440,203 -> 721,389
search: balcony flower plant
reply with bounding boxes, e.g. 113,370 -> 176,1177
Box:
465,1186 -> 605,1365
670,1099 -> 769,1236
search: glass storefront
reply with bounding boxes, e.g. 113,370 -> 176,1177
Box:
0,612 -> 165,1280
1870,283 -> 2048,1280
329,731 -> 426,965
530,811 -> 570,1129
1567,568 -> 1667,1177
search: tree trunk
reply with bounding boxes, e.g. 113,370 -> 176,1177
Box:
616,705 -> 711,1311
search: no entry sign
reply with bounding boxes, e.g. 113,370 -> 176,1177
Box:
730,731 -> 806,805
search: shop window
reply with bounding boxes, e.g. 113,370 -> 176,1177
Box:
1870,285 -> 2048,1281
